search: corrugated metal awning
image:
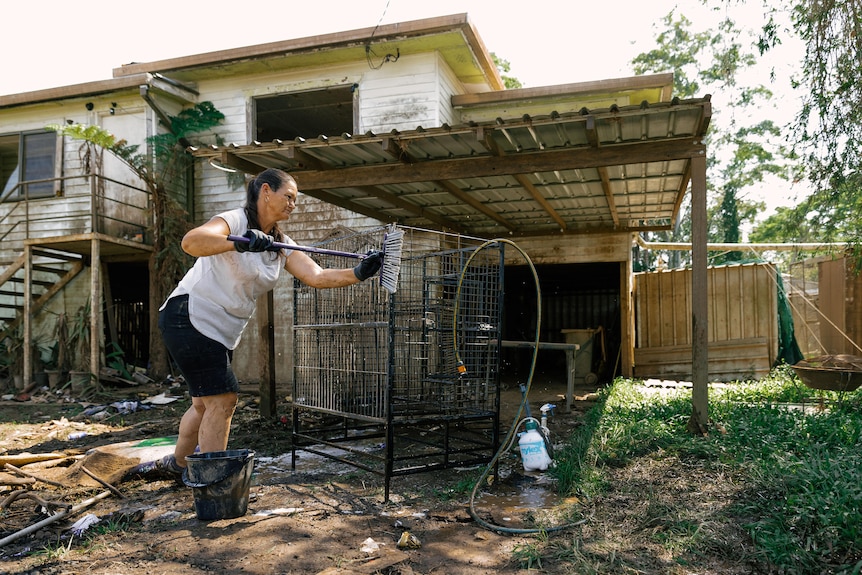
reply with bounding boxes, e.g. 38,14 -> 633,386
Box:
191,96 -> 711,238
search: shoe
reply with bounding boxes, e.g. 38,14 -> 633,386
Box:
160,454 -> 185,476
124,454 -> 185,482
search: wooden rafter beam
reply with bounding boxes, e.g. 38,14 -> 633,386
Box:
298,185 -> 466,234
597,166 -> 620,228
263,138 -> 704,190
477,127 -> 566,231
219,150 -> 267,174
350,185 -> 464,232
279,144 -> 329,170
299,188 -> 399,224
585,116 -> 599,148
437,180 -> 516,232
379,134 -> 494,232
513,173 -> 566,231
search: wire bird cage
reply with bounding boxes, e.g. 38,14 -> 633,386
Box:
290,226 -> 504,499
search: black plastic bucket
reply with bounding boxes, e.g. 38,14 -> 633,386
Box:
183,449 -> 255,520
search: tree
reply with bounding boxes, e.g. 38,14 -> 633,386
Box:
631,11 -> 791,268
751,170 -> 862,267
754,1 -> 862,251
764,1 -> 862,187
491,53 -> 523,89
48,101 -> 225,377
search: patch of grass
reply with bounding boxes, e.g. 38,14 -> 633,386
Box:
85,513 -> 140,539
511,538 -> 545,570
33,538 -> 73,562
542,535 -> 634,574
541,368 -> 862,573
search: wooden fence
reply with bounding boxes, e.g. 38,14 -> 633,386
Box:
633,263 -> 778,381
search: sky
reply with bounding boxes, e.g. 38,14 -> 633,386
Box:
3,0 -> 805,217
2,0 -> 718,94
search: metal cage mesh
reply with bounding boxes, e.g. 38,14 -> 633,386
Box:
290,226 -> 503,495
293,226 -> 502,420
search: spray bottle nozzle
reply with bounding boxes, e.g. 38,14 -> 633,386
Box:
540,403 -> 556,416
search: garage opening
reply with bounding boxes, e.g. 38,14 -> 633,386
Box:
502,262 -> 622,389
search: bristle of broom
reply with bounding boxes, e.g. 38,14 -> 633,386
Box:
379,226 -> 403,294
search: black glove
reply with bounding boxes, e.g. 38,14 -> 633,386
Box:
353,250 -> 384,281
235,229 -> 274,253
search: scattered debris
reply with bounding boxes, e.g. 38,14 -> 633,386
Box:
80,465 -> 125,498
141,392 -> 182,405
4,462 -> 67,488
254,507 -> 304,516
396,531 -> 421,549
0,489 -> 113,548
360,537 -> 381,553
0,452 -> 67,467
152,510 -> 183,522
0,489 -> 68,511
68,513 -> 100,536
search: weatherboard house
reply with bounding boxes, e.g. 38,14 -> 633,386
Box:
0,13 -> 744,422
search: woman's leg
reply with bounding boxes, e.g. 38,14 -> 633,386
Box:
173,397 -> 205,467
197,391 -> 239,453
159,295 -> 240,458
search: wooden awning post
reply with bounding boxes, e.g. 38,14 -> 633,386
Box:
23,245 -> 32,387
90,237 -> 101,379
257,290 -> 277,418
690,154 -> 709,430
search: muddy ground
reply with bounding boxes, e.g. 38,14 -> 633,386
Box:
0,374 -> 755,575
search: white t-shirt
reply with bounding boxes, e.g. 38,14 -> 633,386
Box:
162,208 -> 295,349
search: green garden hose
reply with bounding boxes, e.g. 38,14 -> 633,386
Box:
453,238 -> 586,535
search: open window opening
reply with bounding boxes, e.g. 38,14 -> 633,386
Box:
253,85 -> 356,142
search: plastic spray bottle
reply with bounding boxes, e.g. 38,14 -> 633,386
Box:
519,419 -> 553,471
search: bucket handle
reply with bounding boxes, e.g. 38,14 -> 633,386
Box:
182,454 -> 253,489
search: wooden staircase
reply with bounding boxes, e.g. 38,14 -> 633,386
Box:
0,248 -> 85,343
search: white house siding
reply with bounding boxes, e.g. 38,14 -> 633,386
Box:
0,94 -> 149,246
0,95 -> 145,249
0,103 -> 78,260
92,107 -> 151,239
435,52 -> 464,127
358,53 -> 449,133
192,52 -> 466,225
188,53 -> 467,383
0,93 -> 152,353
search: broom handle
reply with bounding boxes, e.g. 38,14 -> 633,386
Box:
227,234 -> 367,259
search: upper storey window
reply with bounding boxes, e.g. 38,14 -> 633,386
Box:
0,131 -> 58,201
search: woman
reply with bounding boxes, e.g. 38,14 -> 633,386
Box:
154,168 -> 382,477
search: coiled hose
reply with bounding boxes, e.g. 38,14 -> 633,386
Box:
453,238 -> 585,535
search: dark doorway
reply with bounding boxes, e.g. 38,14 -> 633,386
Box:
502,262 -> 622,386
105,262 -> 149,370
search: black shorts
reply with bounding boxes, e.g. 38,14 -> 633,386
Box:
158,294 -> 239,397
